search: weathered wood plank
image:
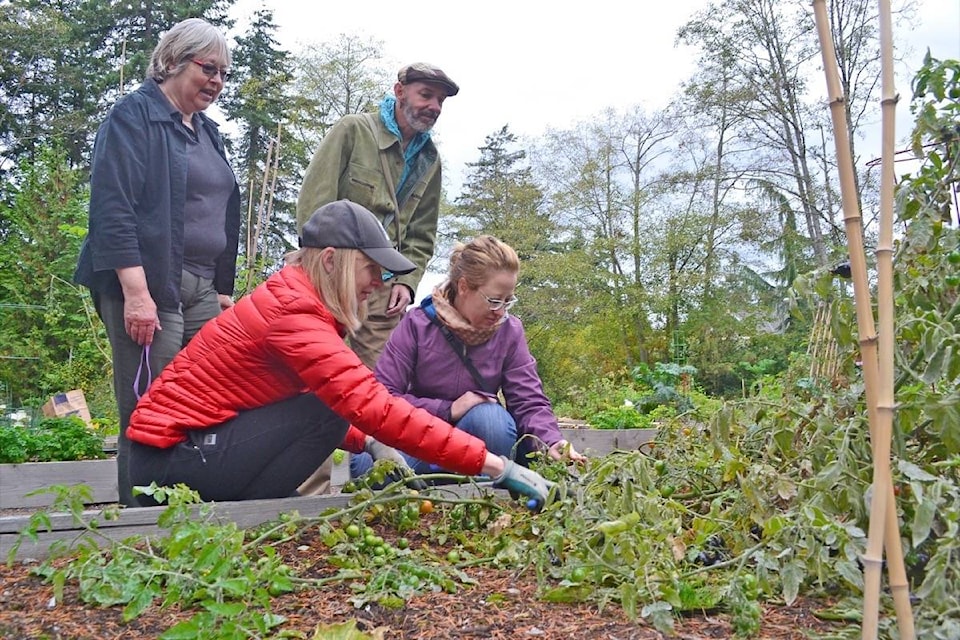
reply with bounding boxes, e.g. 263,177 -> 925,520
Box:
1,486 -> 491,560
0,426 -> 659,560
558,428 -> 656,454
0,459 -> 118,509
0,457 -> 352,509
0,428 -> 655,510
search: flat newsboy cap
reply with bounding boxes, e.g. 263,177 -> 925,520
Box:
301,200 -> 416,275
397,62 -> 459,96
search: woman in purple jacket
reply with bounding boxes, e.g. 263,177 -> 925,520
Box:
351,235 -> 585,480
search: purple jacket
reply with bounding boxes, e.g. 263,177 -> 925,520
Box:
374,306 -> 564,448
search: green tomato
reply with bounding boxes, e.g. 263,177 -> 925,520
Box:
740,573 -> 759,599
446,549 -> 461,563
945,274 -> 960,287
345,524 -> 361,538
654,460 -> 667,475
396,537 -> 409,550
947,251 -> 960,265
570,567 -> 588,582
660,484 -> 676,498
364,534 -> 378,547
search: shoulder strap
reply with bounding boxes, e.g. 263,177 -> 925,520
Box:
361,113 -> 403,245
421,299 -> 493,394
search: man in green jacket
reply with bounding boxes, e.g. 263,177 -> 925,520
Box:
295,62 -> 459,494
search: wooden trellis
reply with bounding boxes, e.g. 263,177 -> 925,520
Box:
244,123 -> 283,293
806,301 -> 841,382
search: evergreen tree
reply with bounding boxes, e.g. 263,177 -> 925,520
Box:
217,7 -> 293,291
454,125 -> 556,255
0,0 -> 234,174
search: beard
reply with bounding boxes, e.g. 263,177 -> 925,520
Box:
400,98 -> 438,133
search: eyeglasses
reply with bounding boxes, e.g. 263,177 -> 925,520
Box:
479,291 -> 518,312
190,59 -> 231,82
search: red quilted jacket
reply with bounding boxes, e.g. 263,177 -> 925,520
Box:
127,265 -> 487,476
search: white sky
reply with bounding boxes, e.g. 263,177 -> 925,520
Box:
227,0 -> 960,193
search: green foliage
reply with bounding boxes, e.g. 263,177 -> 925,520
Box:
16,477 -> 491,637
553,369 -> 640,420
23,483 -> 294,639
0,144 -> 112,412
0,417 -> 105,463
0,1 -> 234,172
588,404 -> 656,430
219,7 -> 298,292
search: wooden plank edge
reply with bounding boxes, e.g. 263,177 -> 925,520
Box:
1,485 -> 497,561
1,428 -> 657,510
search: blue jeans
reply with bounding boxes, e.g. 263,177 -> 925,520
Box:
350,402 -> 518,480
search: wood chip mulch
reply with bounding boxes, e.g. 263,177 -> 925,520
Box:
0,513 -> 846,639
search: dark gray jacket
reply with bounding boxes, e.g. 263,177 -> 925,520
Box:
74,78 -> 240,310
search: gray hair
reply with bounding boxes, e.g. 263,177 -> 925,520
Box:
147,18 -> 231,82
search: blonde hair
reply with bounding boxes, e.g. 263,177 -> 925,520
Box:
284,247 -> 367,333
148,18 -> 231,82
446,235 -> 519,303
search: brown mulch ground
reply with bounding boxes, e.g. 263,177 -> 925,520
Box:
0,563 -> 841,639
0,517 -> 845,640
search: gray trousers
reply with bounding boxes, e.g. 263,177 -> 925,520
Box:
95,271 -> 220,506
297,284 -> 402,495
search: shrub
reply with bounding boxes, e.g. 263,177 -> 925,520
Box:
0,416 -> 106,463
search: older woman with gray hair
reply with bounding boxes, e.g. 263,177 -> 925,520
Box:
74,17 -> 241,506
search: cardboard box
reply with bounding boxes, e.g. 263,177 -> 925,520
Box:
41,389 -> 93,426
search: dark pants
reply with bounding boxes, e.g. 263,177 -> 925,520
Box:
95,271 -> 221,506
128,394 -> 348,504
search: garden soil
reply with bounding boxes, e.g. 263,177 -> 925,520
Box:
0,515 -> 845,640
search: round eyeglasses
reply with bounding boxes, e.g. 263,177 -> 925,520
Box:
190,59 -> 231,82
479,291 -> 518,312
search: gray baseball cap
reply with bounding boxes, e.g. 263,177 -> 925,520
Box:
300,200 -> 416,275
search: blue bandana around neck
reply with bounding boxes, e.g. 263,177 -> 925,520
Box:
379,94 -> 432,196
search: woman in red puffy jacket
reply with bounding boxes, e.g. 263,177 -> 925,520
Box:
126,200 -> 553,505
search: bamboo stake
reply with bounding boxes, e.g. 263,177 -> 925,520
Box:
810,3 -> 897,638
255,123 -> 282,278
876,0 -> 915,635
246,138 -> 276,292
245,175 -> 255,268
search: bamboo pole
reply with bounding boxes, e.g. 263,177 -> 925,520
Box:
246,138 -> 276,292
810,3 -> 909,638
876,0 -> 915,635
255,124 -> 283,279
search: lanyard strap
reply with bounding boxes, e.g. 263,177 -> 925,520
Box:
133,344 -> 153,400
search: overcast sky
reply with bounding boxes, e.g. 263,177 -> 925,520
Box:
226,0 -> 959,192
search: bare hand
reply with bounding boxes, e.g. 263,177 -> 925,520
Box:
385,284 -> 412,317
218,294 -> 234,311
549,440 -> 587,464
450,390 -> 497,422
123,293 -> 161,346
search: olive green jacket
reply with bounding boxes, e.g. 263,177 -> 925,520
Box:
296,111 -> 441,294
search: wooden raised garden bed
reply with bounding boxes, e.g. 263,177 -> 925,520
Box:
0,427 -> 655,560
